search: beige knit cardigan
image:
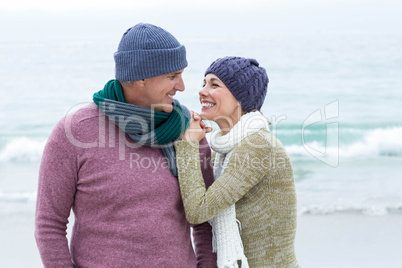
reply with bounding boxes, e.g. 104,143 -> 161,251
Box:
175,129 -> 300,267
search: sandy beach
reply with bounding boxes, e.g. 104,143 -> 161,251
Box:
295,214 -> 402,267
1,213 -> 401,267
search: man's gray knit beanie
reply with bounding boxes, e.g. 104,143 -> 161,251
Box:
114,23 -> 187,81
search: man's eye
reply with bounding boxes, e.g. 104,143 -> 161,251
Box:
212,83 -> 219,87
170,75 -> 176,80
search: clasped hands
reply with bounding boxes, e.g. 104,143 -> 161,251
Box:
181,111 -> 212,141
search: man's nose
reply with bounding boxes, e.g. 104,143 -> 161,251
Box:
176,77 -> 185,92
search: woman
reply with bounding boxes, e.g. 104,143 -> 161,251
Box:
175,56 -> 300,267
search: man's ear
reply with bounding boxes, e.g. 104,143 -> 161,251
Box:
134,79 -> 146,87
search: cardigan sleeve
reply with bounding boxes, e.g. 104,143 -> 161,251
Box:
190,137 -> 217,267
174,132 -> 270,224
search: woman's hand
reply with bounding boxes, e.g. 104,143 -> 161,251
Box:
181,111 -> 212,141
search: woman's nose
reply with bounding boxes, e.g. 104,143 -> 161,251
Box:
199,86 -> 209,97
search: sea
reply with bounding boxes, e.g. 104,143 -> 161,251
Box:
0,4 -> 402,244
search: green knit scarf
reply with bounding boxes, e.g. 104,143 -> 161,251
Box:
93,79 -> 190,176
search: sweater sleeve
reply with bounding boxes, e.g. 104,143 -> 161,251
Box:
34,118 -> 77,267
190,137 -> 217,267
174,133 -> 269,225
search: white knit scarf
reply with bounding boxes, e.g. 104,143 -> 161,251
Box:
209,111 -> 270,268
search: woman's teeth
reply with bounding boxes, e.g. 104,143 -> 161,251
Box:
201,103 -> 215,107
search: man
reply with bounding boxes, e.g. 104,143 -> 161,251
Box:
35,23 -> 216,267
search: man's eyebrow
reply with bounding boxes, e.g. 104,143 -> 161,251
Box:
168,71 -> 183,75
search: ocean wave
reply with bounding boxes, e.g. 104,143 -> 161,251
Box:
298,204 -> 402,216
0,191 -> 37,203
0,137 -> 46,162
286,126 -> 402,159
0,192 -> 37,216
1,127 -> 401,162
2,191 -> 400,217
341,127 -> 402,157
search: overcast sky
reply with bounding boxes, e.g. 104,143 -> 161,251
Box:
2,0 -> 274,11
1,0 -> 401,41
1,0 -> 400,11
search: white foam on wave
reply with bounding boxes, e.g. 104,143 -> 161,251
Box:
0,137 -> 46,162
298,204 -> 402,216
342,127 -> 402,157
0,191 -> 37,203
286,127 -> 402,159
2,190 -> 400,216
1,127 -> 401,162
0,192 -> 37,215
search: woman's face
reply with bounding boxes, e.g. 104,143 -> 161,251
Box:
199,73 -> 243,130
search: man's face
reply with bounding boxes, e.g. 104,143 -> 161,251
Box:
142,69 -> 185,113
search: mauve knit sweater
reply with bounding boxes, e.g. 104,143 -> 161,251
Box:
34,103 -> 216,268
